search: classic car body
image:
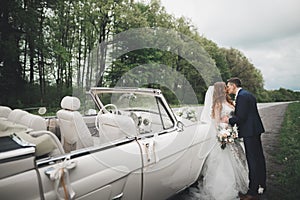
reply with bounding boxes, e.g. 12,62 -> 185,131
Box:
0,87 -> 212,200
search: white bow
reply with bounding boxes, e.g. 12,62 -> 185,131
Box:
49,156 -> 77,200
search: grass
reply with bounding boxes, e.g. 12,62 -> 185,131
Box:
276,102 -> 300,199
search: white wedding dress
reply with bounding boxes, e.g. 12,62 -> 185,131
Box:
197,87 -> 249,200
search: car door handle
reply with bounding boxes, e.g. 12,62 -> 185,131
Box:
44,166 -> 55,178
112,192 -> 123,200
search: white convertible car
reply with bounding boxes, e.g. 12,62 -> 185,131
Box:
0,87 -> 212,200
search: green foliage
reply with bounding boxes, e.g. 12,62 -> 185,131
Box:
197,38 -> 230,81
4,83 -> 71,112
256,89 -> 272,102
267,88 -> 300,102
1,0 -> 299,108
221,48 -> 265,97
276,102 -> 300,199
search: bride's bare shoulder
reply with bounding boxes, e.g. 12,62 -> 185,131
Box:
224,102 -> 234,109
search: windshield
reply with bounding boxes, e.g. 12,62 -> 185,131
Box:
99,93 -> 157,112
93,89 -> 175,134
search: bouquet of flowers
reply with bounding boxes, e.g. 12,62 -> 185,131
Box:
217,123 -> 238,149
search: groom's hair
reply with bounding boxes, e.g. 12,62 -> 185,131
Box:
227,77 -> 242,87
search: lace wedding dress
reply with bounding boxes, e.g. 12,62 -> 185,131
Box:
197,92 -> 249,200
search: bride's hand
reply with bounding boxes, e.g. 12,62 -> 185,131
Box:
221,116 -> 229,123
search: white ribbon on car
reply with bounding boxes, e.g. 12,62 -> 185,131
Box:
49,156 -> 77,200
143,133 -> 160,164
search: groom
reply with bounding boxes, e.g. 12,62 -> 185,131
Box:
223,77 -> 266,200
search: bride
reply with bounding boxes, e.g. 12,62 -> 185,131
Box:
197,82 -> 249,200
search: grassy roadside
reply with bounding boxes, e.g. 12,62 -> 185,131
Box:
276,102 -> 300,199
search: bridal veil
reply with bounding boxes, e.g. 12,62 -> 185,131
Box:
200,86 -> 214,124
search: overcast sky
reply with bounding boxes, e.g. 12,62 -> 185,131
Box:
157,0 -> 300,90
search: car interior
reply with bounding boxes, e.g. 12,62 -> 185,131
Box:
0,91 -> 174,158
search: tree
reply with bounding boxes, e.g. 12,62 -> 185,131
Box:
222,48 -> 264,97
196,37 -> 230,81
1,0 -> 298,108
0,0 -> 57,105
0,0 -> 25,105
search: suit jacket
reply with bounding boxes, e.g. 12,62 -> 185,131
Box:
229,89 -> 265,138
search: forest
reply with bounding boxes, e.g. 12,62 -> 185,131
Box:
1,0 -> 299,110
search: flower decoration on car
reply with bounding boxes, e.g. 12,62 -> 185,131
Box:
176,107 -> 197,122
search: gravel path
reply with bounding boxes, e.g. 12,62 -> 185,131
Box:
171,102 -> 290,200
258,103 -> 289,200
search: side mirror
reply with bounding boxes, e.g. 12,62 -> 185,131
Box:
38,107 -> 47,115
177,121 -> 184,132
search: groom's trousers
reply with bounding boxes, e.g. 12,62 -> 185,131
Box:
243,135 -> 266,195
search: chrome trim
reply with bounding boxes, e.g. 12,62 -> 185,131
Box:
44,166 -> 55,178
136,127 -> 177,139
36,137 -> 136,166
112,193 -> 123,200
90,87 -> 162,97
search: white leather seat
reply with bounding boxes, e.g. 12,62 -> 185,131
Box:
19,113 -> 47,131
98,113 -> 137,143
1,110 -> 63,156
7,109 -> 28,123
0,106 -> 12,119
57,96 -> 93,152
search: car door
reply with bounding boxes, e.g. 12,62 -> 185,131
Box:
0,136 -> 41,200
37,138 -> 143,200
86,87 -> 210,200
137,97 -> 203,200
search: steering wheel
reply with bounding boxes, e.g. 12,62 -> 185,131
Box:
95,104 -> 119,132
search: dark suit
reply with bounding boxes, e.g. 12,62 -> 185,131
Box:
229,89 -> 266,195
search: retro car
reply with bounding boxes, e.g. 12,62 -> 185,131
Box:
0,87 -> 212,200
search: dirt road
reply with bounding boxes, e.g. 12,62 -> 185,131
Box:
259,103 -> 289,200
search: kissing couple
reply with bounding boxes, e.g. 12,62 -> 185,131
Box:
198,77 -> 266,200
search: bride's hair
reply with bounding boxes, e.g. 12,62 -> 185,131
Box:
211,82 -> 234,119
